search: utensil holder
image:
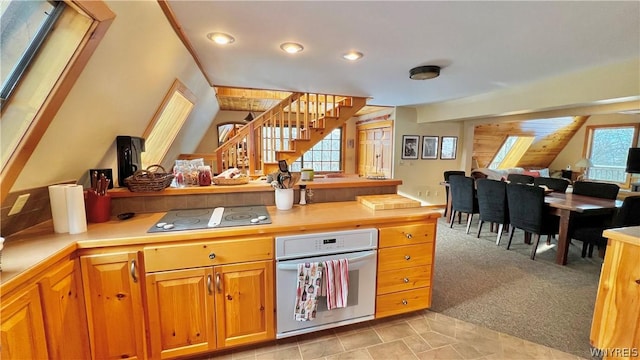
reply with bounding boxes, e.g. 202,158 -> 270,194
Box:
85,191 -> 112,223
275,188 -> 294,210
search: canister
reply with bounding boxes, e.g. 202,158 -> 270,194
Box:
301,168 -> 314,181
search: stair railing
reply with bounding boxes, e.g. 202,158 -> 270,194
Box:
215,92 -> 353,176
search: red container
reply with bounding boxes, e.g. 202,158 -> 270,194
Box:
85,191 -> 112,223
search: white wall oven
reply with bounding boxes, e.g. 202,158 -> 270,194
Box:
275,228 -> 378,338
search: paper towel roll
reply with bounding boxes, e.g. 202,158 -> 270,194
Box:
49,185 -> 69,233
65,185 -> 87,234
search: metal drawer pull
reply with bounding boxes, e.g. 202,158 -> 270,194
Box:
403,277 -> 410,283
402,299 -> 408,305
130,260 -> 138,282
404,255 -> 411,260
207,275 -> 213,294
209,252 -> 216,260
216,273 -> 221,293
405,233 -> 413,239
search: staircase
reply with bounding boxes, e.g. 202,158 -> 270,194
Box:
214,92 -> 367,176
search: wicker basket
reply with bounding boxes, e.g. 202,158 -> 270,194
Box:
212,176 -> 250,186
124,165 -> 175,192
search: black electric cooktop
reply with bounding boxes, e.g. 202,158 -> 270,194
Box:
148,205 -> 271,233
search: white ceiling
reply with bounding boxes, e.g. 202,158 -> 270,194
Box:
166,1 -> 640,108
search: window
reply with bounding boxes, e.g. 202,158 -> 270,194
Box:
1,0 -> 65,106
261,126 -> 343,172
0,1 -> 113,201
584,124 -> 639,184
141,80 -> 196,167
488,136 -> 535,169
291,127 -> 342,172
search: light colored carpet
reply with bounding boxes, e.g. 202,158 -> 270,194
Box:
431,216 -> 602,359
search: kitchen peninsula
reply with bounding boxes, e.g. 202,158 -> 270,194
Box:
1,196 -> 439,360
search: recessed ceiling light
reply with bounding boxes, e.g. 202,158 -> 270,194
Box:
342,51 -> 363,61
207,32 -> 235,45
280,42 -> 304,54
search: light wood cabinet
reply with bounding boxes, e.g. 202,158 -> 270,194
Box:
81,251 -> 146,360
214,260 -> 274,348
39,258 -> 91,359
144,236 -> 274,359
375,221 -> 436,318
0,284 -> 49,360
590,227 -> 640,359
146,267 -> 216,359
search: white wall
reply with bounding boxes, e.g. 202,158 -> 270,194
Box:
394,107 -> 464,206
13,1 -> 219,191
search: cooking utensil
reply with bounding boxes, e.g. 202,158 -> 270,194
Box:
278,160 -> 289,173
278,173 -> 293,189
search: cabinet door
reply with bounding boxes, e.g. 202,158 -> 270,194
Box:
1,284 -> 49,359
590,240 -> 640,351
81,252 -> 146,360
39,259 -> 91,359
146,268 -> 216,359
214,260 -> 274,348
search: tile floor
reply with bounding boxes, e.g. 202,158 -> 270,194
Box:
198,310 -> 586,359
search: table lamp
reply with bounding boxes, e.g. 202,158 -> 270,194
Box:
626,147 -> 640,191
574,157 -> 593,181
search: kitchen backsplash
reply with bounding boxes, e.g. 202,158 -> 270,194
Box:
1,183 -> 397,238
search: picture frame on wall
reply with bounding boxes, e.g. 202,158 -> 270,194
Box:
401,135 -> 419,159
440,136 -> 458,160
421,136 -> 439,159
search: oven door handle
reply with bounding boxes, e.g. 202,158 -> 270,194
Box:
276,252 -> 376,271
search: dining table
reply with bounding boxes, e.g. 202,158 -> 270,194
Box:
544,192 -> 622,265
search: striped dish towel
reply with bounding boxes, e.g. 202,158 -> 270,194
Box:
294,262 -> 323,321
323,259 -> 349,310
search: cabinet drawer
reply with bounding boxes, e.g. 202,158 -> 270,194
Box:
379,222 -> 436,248
377,244 -> 433,272
144,236 -> 273,272
375,287 -> 431,318
376,266 -> 431,295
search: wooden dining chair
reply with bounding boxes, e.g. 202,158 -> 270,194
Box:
507,173 -> 535,185
476,179 -> 509,245
506,183 -> 560,260
533,177 -> 570,193
448,175 -> 480,234
572,195 -> 640,257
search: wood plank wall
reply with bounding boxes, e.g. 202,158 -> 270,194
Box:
473,116 -> 588,169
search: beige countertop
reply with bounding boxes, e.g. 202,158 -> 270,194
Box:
1,201 -> 440,289
603,226 -> 640,246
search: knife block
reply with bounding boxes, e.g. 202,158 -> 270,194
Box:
85,191 -> 112,223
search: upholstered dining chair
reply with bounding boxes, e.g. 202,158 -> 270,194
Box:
443,170 -> 465,220
570,181 -> 621,238
572,195 -> 640,258
571,181 -> 620,199
506,183 -> 560,260
533,177 -> 570,193
476,179 -> 509,245
507,173 -> 535,185
448,175 -> 480,234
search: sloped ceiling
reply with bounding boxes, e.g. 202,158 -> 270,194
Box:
473,116 -> 589,169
